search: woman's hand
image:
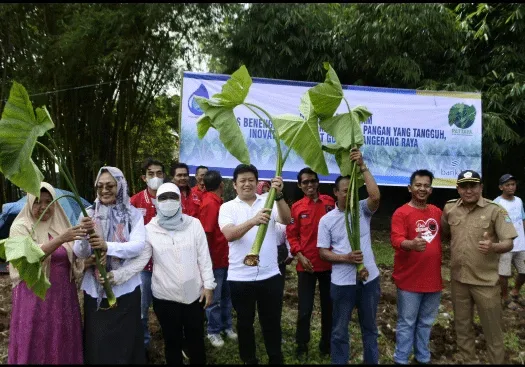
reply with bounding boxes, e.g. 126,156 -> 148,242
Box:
96,270 -> 116,286
88,233 -> 108,251
200,288 -> 214,309
83,252 -> 107,270
79,217 -> 96,232
60,225 -> 87,243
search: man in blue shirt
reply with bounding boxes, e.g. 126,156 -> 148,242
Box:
317,149 -> 381,365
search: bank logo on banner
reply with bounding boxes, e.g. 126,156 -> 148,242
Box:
448,103 -> 476,136
188,84 -> 209,116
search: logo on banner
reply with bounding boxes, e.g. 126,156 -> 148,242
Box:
449,103 -> 476,136
188,84 -> 209,116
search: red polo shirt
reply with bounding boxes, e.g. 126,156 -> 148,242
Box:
130,189 -> 157,272
198,192 -> 229,269
191,185 -> 206,202
180,187 -> 201,218
390,203 -> 443,293
287,194 -> 335,272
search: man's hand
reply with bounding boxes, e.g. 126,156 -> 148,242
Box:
251,208 -> 272,226
200,288 -> 214,309
271,176 -> 284,194
349,148 -> 364,168
411,232 -> 427,252
88,233 -> 108,251
478,232 -> 493,254
297,252 -> 314,273
346,250 -> 364,264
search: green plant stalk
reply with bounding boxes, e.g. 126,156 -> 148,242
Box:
36,141 -> 117,307
243,103 -> 298,266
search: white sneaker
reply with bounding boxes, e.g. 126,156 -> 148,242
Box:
224,328 -> 238,340
208,333 -> 224,348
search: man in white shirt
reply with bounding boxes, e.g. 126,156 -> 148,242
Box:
219,164 -> 291,365
495,173 -> 525,310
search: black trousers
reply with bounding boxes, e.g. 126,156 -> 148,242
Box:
152,297 -> 206,365
296,270 -> 332,351
229,274 -> 284,364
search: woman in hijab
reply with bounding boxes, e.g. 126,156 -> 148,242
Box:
8,182 -> 85,364
101,182 -> 216,365
73,166 -> 146,364
256,180 -> 271,196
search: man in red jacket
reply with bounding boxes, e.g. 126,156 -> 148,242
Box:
171,162 -> 201,218
286,167 -> 335,358
191,165 -> 208,202
198,170 -> 237,348
129,157 -> 165,359
390,169 -> 443,365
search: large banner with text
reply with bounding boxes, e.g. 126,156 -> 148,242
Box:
179,71 -> 482,188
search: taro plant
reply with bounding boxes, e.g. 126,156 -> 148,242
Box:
195,66 -> 329,266
309,63 -> 372,281
0,82 -> 117,306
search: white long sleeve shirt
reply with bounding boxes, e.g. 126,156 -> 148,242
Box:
73,206 -> 146,299
112,216 -> 216,305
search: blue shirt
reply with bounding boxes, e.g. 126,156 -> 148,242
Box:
317,199 -> 379,286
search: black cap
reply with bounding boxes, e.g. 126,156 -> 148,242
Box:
457,170 -> 481,185
499,174 -> 516,185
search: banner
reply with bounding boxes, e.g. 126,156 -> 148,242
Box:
179,72 -> 482,188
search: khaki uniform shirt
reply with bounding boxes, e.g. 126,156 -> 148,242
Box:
441,197 -> 517,286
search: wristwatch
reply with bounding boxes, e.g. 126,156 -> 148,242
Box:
275,192 -> 284,201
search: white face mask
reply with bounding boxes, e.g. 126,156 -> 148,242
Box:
157,199 -> 181,217
147,177 -> 164,191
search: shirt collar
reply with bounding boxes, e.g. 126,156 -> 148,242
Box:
206,191 -> 223,204
457,196 -> 486,208
234,194 -> 263,204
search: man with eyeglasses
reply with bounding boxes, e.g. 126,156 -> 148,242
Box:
286,167 -> 335,358
390,169 -> 443,365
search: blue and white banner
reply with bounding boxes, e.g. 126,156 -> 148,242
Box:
180,71 -> 482,188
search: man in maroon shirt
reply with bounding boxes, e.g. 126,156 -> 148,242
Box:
198,170 -> 237,348
390,169 -> 443,365
129,158 -> 165,358
170,162 -> 201,218
286,167 -> 335,358
191,165 -> 208,202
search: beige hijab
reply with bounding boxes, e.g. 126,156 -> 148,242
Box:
8,182 -> 84,288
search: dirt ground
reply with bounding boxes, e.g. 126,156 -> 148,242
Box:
1,233 -> 525,364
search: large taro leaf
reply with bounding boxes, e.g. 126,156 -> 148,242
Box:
322,143 -> 365,187
212,65 -> 252,108
4,235 -> 50,300
0,81 -> 54,198
195,99 -> 250,164
318,107 -> 371,150
308,62 -> 344,119
272,92 -> 328,175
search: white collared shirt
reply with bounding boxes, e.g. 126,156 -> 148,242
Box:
111,216 -> 216,304
219,194 -> 281,282
73,206 -> 146,299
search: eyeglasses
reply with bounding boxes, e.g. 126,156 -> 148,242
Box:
96,184 -> 117,191
300,179 -> 318,186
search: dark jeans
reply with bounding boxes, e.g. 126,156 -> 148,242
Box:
152,297 -> 206,365
229,274 -> 284,364
330,277 -> 381,365
296,270 -> 332,352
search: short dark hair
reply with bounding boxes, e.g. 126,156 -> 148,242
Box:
196,165 -> 208,174
334,175 -> 351,190
142,157 -> 165,174
233,164 -> 258,182
297,167 -> 319,184
410,169 -> 434,185
204,170 -> 222,191
170,162 -> 189,177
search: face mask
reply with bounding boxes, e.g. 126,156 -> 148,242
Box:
147,177 -> 163,191
157,199 -> 181,217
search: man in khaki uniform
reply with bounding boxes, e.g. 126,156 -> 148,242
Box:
441,170 -> 517,364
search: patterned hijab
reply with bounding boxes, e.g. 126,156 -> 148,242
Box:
92,166 -> 132,306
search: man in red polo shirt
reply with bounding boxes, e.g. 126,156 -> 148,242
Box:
129,157 -> 165,359
171,162 -> 201,218
191,165 -> 208,202
198,170 -> 237,348
286,167 -> 335,358
390,169 -> 442,365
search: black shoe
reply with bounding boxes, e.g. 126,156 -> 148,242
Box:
296,343 -> 308,359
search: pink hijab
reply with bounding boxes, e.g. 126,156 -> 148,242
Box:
256,181 -> 271,195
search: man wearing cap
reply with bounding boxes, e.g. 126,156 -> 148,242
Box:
494,173 -> 525,310
441,170 -> 517,364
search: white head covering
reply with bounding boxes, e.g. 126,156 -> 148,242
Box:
155,183 -> 191,231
